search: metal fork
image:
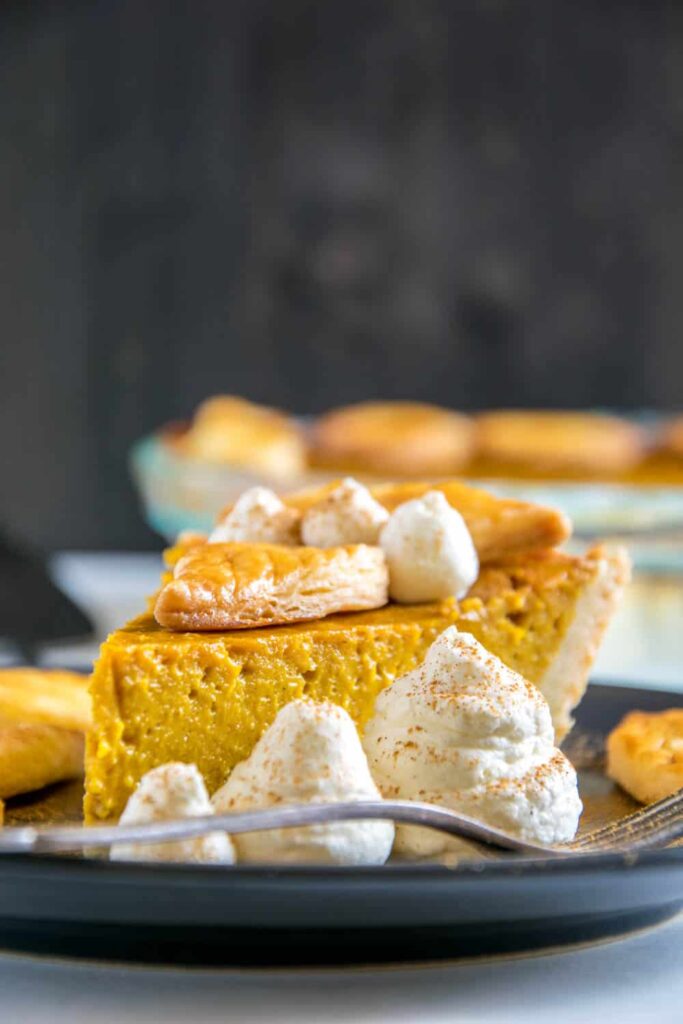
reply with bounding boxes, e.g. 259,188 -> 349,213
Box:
0,791 -> 681,858
566,787 -> 683,853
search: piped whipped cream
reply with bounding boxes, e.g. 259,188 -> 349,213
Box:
212,700 -> 394,865
379,490 -> 479,603
300,477 -> 389,548
209,487 -> 300,545
111,763 -> 236,864
362,627 -> 582,855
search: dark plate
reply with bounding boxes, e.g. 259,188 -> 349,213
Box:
0,683 -> 681,967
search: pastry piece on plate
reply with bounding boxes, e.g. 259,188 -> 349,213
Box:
310,401 -> 474,476
0,667 -> 91,731
86,538 -> 628,824
171,395 -> 306,479
474,410 -> 644,476
607,708 -> 683,804
0,668 -> 90,801
218,477 -> 571,566
0,722 -> 85,800
154,542 -> 389,630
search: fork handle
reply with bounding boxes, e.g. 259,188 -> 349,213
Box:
0,800 -> 553,856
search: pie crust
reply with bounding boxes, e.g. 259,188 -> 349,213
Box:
475,411 -> 644,475
170,395 -> 306,478
155,542 -> 389,630
310,401 -> 474,476
660,416 -> 683,460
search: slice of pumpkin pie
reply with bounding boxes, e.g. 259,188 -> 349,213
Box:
85,477 -> 627,825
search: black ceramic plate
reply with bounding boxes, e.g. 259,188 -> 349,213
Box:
0,683 -> 681,967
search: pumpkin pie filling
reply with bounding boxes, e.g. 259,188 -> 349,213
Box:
85,544 -> 628,824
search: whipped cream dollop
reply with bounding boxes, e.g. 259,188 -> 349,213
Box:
111,763 -> 236,864
212,700 -> 394,865
362,627 -> 582,855
300,477 -> 390,548
379,490 -> 479,603
209,487 -> 300,545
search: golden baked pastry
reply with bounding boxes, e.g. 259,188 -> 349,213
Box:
218,478 -> 571,566
474,411 -> 644,476
310,401 -> 474,476
86,544 -> 628,824
154,542 -> 389,630
0,723 -> 84,800
660,416 -> 683,460
171,395 -> 306,478
176,529 -> 211,547
607,708 -> 683,804
0,668 -> 91,732
0,668 -> 90,802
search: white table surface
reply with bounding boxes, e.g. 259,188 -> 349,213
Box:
2,552 -> 682,1023
0,912 -> 681,1024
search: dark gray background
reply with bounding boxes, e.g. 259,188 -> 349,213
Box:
2,0 -> 683,549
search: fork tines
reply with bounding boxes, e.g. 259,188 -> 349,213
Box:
569,788 -> 683,853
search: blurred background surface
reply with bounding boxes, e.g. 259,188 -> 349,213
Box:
2,0 -> 683,548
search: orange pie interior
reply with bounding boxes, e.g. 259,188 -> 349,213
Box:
85,542 -> 628,824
